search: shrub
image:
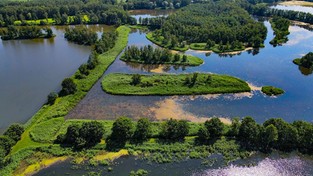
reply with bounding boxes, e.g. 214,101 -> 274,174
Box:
79,64 -> 90,76
47,92 -> 58,105
3,124 -> 24,142
131,74 -> 141,86
60,78 -> 77,96
160,119 -> 189,142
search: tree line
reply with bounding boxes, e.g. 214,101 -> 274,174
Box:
293,52 -> 313,69
248,3 -> 313,25
55,116 -> 313,155
122,0 -> 191,10
138,17 -> 166,29
0,0 -> 136,27
0,25 -> 54,40
122,45 -> 188,64
152,1 -> 267,49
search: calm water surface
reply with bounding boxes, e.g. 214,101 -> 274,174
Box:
0,25 -> 113,132
67,21 -> 313,123
35,152 -> 313,176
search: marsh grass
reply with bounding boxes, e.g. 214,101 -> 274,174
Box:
102,73 -> 251,95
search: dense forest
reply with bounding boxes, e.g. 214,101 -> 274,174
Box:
269,16 -> 290,46
0,25 -> 54,40
150,1 -> 267,50
64,27 -> 98,45
0,0 -> 136,26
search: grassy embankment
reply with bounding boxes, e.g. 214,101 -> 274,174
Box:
102,73 -> 251,95
261,86 -> 284,96
120,53 -> 204,66
146,33 -> 255,53
0,26 -> 131,176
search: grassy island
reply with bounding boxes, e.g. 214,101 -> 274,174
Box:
101,73 -> 251,95
121,45 -> 203,66
261,86 -> 284,96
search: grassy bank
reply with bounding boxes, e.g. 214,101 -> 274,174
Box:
0,26 -> 131,176
101,73 -> 251,95
146,33 -> 189,52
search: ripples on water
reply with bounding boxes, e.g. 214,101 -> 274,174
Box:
194,157 -> 312,176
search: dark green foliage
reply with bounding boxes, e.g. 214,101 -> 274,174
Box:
227,118 -> 241,138
107,117 -> 134,149
0,136 -> 15,155
0,1 -> 135,27
123,45 -> 171,64
60,78 -> 77,96
293,52 -> 313,69
160,119 -> 189,142
154,2 -> 267,48
269,16 -> 290,46
87,51 -> 99,70
0,147 -> 6,167
47,92 -> 58,105
238,117 -> 260,149
260,124 -> 278,151
3,124 -> 24,142
133,118 -> 152,143
79,64 -> 89,76
64,27 -> 97,45
0,26 -> 54,40
95,32 -> 118,54
123,0 -> 190,10
263,118 -> 298,152
196,127 -> 210,144
57,121 -> 104,149
204,118 -> 224,139
293,121 -> 313,154
261,86 -> 284,96
131,74 -> 141,86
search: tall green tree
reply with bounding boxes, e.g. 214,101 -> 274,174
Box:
133,118 -> 152,143
238,117 -> 260,149
60,78 -> 77,96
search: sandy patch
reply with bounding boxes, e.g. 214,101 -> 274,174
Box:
149,98 -> 232,124
279,1 -> 313,7
150,65 -> 165,73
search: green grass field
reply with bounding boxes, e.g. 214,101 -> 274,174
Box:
102,73 -> 251,95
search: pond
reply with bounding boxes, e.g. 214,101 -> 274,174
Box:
67,21 -> 313,124
0,25 -> 114,132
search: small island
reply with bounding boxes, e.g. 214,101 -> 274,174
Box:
121,45 -> 203,66
261,86 -> 284,96
101,73 -> 251,95
293,52 -> 313,69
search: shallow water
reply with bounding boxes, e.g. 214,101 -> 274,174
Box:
0,25 -> 113,132
67,21 -> 313,123
35,152 -> 313,176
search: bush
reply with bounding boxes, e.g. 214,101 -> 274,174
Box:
0,136 -> 15,155
131,74 -> 141,86
79,64 -> 90,76
132,118 -> 152,143
47,92 -> 58,105
160,119 -> 189,142
60,78 -> 77,96
107,117 -> 134,149
4,124 -> 24,142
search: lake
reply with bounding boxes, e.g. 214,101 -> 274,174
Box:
67,21 -> 313,124
0,25 -> 114,132
271,4 -> 313,14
